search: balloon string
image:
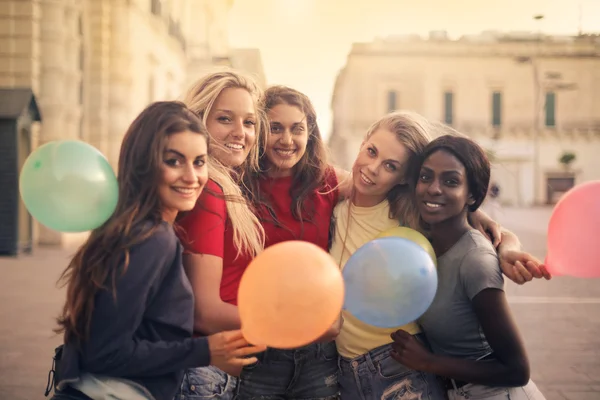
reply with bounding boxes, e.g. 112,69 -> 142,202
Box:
338,188 -> 356,270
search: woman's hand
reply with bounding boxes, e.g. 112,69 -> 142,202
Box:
207,330 -> 266,374
499,250 -> 552,284
390,330 -> 435,372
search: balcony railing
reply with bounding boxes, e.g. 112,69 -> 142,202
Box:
453,121 -> 600,138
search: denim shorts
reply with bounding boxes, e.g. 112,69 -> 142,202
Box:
178,366 -> 238,400
236,341 -> 339,399
338,336 -> 447,400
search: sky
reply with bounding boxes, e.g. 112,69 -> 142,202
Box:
228,0 -> 600,139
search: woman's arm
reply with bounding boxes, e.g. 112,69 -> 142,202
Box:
497,229 -> 551,283
177,181 -> 241,335
183,254 -> 241,334
469,211 -> 551,283
468,208 -> 502,247
391,289 -> 530,387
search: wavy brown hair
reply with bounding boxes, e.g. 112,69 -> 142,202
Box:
242,85 -> 330,226
55,101 -> 209,344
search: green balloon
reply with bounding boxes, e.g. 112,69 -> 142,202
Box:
19,140 -> 119,232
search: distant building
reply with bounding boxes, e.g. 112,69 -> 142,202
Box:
0,0 -> 265,246
329,31 -> 600,207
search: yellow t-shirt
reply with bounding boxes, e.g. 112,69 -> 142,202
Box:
330,199 -> 421,359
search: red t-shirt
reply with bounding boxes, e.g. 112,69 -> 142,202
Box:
177,169 -> 339,307
177,179 -> 253,306
258,168 -> 339,251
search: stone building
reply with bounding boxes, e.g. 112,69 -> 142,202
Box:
0,0 -> 265,246
328,31 -> 600,206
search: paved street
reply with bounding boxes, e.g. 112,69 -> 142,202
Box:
1,206 -> 599,400
491,206 -> 600,400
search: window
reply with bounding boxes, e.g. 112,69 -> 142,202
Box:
545,92 -> 556,127
151,0 -> 162,15
443,91 -> 454,125
79,45 -> 84,71
387,90 -> 397,113
491,91 -> 502,127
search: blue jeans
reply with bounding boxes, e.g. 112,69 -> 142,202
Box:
338,337 -> 447,400
179,366 -> 238,400
236,341 -> 339,399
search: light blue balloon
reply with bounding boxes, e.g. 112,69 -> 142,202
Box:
19,140 -> 118,233
342,237 -> 438,328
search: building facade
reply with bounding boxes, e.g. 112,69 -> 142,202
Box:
328,31 -> 600,207
0,0 -> 265,246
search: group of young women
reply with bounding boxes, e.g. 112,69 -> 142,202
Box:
47,69 -> 550,400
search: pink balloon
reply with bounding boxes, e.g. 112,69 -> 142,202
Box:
545,181 -> 600,278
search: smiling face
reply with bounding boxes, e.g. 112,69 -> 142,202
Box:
351,129 -> 409,205
415,149 -> 474,225
205,87 -> 257,167
158,130 -> 209,222
265,103 -> 309,177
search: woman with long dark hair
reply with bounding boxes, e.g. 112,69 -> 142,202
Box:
235,85 -> 345,400
47,101 -> 264,400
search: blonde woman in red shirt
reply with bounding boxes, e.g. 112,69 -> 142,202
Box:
177,71 -> 267,400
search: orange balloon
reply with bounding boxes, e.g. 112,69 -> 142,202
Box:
237,241 -> 344,349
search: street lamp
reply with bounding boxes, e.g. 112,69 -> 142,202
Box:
516,55 -> 578,206
514,15 -> 544,205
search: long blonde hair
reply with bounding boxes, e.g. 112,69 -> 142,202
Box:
363,110 -> 434,230
184,70 -> 265,257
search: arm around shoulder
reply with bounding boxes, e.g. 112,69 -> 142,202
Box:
497,229 -> 552,283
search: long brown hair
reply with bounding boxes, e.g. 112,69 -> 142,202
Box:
55,101 -> 209,344
243,85 -> 329,225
